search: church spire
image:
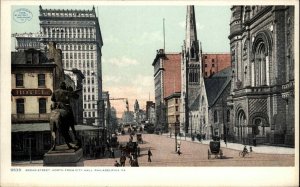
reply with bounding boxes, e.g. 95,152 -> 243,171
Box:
185,5 -> 199,60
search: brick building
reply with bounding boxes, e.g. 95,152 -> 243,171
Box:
152,50 -> 181,132
228,6 -> 295,147
202,53 -> 231,78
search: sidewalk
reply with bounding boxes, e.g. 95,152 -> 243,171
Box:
162,133 -> 295,155
12,159 -> 43,166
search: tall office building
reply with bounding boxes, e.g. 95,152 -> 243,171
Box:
39,6 -> 104,126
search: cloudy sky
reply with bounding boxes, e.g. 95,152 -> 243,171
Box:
11,5 -> 231,117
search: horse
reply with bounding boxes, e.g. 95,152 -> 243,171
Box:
49,103 -> 81,151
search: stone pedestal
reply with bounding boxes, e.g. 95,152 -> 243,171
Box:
43,144 -> 84,166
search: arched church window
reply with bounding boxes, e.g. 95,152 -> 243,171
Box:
237,110 -> 246,127
190,47 -> 195,59
254,42 -> 267,86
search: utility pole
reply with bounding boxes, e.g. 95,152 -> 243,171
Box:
163,18 -> 165,52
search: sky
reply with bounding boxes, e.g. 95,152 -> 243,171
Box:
11,5 -> 231,117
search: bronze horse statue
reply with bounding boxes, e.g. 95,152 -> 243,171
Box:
49,103 -> 81,151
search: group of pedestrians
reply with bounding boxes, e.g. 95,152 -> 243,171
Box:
114,148 -> 153,167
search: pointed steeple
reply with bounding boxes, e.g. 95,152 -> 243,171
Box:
185,5 -> 199,60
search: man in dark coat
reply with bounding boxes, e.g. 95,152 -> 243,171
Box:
147,149 -> 152,162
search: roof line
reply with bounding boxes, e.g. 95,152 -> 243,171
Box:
209,78 -> 231,107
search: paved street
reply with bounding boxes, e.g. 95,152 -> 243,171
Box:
84,133 -> 295,167
12,133 -> 294,167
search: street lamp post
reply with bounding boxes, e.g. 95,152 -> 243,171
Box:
175,122 -> 179,152
191,112 -> 193,139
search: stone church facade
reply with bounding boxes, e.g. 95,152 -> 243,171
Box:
180,6 -> 202,134
228,6 -> 295,146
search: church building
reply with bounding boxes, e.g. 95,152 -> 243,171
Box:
180,5 -> 202,135
228,6 -> 295,146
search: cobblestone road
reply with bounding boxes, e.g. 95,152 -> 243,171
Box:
84,133 -> 294,167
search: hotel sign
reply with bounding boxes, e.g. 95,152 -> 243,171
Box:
11,89 -> 52,96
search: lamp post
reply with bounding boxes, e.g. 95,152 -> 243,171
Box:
175,122 -> 179,152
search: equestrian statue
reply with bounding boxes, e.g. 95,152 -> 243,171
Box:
49,81 -> 82,151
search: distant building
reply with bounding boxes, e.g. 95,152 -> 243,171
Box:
133,99 -> 140,123
149,105 -> 156,125
165,92 -> 181,134
228,6 -> 295,146
146,101 -> 154,122
121,111 -> 134,124
110,107 -> 118,131
202,53 -> 231,78
146,101 -> 156,125
152,50 -> 181,132
102,91 -> 111,129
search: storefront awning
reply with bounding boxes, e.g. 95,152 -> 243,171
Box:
12,123 -> 102,133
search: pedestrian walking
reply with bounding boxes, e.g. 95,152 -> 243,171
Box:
129,153 -> 134,165
110,147 -> 115,158
177,146 -> 182,155
131,158 -> 139,167
147,148 -> 152,162
120,153 -> 126,167
114,160 -> 120,167
137,146 -> 140,157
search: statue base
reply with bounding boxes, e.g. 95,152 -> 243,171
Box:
43,144 -> 84,167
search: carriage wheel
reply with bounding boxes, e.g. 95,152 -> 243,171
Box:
239,151 -> 244,157
208,149 -> 211,159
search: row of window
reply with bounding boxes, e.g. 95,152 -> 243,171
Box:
44,27 -> 95,39
41,12 -> 95,17
16,98 -> 46,114
82,77 -> 96,84
56,44 -> 95,51
84,103 -> 96,110
189,70 -> 199,83
44,27 -> 95,34
83,94 -> 97,102
63,60 -> 95,70
63,52 -> 95,60
47,32 -> 95,39
84,111 -> 96,118
83,86 -> 96,93
204,63 -> 215,67
16,74 -> 45,87
204,56 -> 215,62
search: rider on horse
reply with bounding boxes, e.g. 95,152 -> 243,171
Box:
50,81 -> 81,150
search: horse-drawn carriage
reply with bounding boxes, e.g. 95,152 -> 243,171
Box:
208,137 -> 223,159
